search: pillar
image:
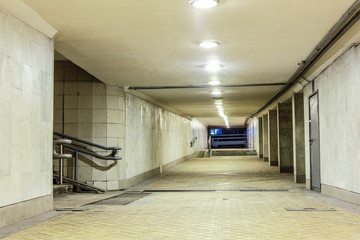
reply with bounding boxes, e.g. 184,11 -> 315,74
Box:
262,114 -> 269,162
292,93 -> 305,183
277,102 -> 294,173
268,109 -> 278,166
258,117 -> 263,158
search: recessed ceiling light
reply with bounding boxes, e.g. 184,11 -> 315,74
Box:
205,62 -> 221,72
211,90 -> 222,95
199,40 -> 220,48
208,80 -> 221,86
189,0 -> 219,9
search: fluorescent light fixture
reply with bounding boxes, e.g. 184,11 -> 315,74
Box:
208,80 -> 221,86
189,0 -> 219,9
200,40 -> 220,48
211,90 -> 222,95
205,62 -> 221,72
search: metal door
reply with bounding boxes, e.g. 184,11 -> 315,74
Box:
309,92 -> 321,191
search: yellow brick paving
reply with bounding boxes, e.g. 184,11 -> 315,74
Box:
144,156 -> 300,190
4,156 -> 360,240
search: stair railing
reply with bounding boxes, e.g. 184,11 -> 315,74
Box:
190,137 -> 197,147
53,139 -> 73,185
53,132 -> 122,189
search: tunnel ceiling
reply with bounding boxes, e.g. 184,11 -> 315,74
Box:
23,0 -> 356,127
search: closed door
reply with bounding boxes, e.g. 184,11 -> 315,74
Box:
309,92 -> 321,191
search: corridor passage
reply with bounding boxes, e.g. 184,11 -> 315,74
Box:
3,156 -> 360,240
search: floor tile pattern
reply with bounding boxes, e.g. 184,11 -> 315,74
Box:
4,157 -> 360,240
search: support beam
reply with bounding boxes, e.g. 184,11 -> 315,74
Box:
262,114 -> 269,162
292,93 -> 306,183
258,117 -> 263,158
277,102 -> 294,173
268,109 -> 278,166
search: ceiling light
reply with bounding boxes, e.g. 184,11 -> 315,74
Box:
205,62 -> 221,72
211,90 -> 222,95
200,40 -> 220,48
189,0 -> 219,9
208,80 -> 221,86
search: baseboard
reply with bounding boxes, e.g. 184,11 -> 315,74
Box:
0,194 -> 53,227
280,167 -> 293,173
321,184 -> 360,205
294,174 -> 306,183
162,155 -> 190,172
119,155 -> 191,189
269,160 -> 278,166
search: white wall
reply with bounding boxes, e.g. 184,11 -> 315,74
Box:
304,45 -> 360,194
190,118 -> 208,151
0,8 -> 53,207
125,94 -> 205,179
247,118 -> 259,151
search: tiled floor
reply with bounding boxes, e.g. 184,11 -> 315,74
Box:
2,156 -> 360,239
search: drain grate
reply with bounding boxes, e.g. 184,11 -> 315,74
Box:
286,208 -> 335,212
90,193 -> 151,206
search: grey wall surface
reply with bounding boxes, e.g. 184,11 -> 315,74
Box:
262,114 -> 269,161
0,7 -> 54,224
246,118 -> 259,152
292,93 -> 305,183
191,118 -> 208,151
125,94 -> 194,179
258,117 -> 263,158
54,62 -> 208,190
277,102 -> 293,173
304,45 -> 360,195
54,61 -> 126,190
268,109 -> 278,166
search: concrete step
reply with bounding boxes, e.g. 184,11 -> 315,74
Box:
211,149 -> 257,156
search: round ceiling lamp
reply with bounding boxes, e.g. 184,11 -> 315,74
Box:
199,40 -> 220,48
205,62 -> 221,72
189,0 -> 219,9
208,80 -> 221,86
211,90 -> 222,95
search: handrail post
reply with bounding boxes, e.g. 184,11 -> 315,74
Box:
59,144 -> 64,185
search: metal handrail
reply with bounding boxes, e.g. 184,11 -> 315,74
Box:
53,132 -> 122,187
54,132 -> 121,151
63,145 -> 121,160
190,137 -> 197,148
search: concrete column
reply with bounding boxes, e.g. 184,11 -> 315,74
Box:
258,117 -> 263,158
268,109 -> 278,166
262,114 -> 269,162
277,102 -> 294,173
292,93 -> 305,183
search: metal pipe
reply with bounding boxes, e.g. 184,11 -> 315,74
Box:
250,0 -> 360,118
128,82 -> 286,90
